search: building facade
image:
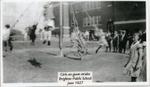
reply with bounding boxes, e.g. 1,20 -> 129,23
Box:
44,1 -> 146,36
69,1 -> 146,33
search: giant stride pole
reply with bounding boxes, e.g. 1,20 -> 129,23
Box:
59,2 -> 63,57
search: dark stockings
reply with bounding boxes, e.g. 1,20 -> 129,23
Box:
96,45 -> 102,53
131,77 -> 137,82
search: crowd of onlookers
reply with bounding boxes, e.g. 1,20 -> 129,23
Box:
81,29 -> 146,54
75,28 -> 146,82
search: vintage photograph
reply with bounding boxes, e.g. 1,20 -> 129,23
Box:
1,0 -> 147,85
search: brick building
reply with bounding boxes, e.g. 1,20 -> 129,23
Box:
44,1 -> 146,36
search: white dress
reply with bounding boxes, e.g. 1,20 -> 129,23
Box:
43,30 -> 52,41
98,32 -> 108,46
46,19 -> 55,29
24,27 -> 29,40
43,19 -> 55,41
124,41 -> 143,78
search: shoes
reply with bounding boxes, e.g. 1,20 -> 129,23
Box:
95,50 -> 98,54
43,40 -> 46,44
10,47 -> 13,51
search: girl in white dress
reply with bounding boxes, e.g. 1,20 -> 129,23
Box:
95,29 -> 108,53
43,19 -> 55,46
124,33 -> 143,82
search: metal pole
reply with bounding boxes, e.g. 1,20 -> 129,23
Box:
59,2 -> 63,57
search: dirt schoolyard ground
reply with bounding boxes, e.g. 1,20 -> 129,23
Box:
3,39 -> 130,83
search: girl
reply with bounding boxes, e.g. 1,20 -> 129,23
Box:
95,29 -> 108,53
112,31 -> 119,52
124,33 -> 143,82
3,24 -> 13,52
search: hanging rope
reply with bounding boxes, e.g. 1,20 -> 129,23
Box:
71,5 -> 80,33
11,1 -> 34,29
71,5 -> 87,56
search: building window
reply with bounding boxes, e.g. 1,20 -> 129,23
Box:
88,2 -> 90,10
83,2 -> 102,11
91,16 -> 94,25
85,17 -> 88,26
90,2 -> 93,9
92,2 -> 95,9
84,3 -> 88,11
83,18 -> 86,26
93,16 -> 95,25
82,3 -> 85,11
90,17 -> 92,25
98,16 -> 101,24
97,2 -> 100,9
96,16 -> 98,24
93,2 -> 96,9
87,17 -> 90,26
95,2 -> 97,8
98,2 -> 101,8
83,16 -> 102,27
90,17 -> 93,26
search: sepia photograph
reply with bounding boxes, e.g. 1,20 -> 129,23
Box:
0,0 -> 149,86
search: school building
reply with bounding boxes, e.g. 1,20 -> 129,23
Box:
44,1 -> 146,36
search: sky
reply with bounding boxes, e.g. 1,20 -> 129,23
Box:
2,0 -> 47,33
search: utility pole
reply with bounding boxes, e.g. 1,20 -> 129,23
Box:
59,2 -> 63,57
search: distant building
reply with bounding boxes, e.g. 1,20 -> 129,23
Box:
44,1 -> 146,36
69,1 -> 146,33
69,2 -> 114,32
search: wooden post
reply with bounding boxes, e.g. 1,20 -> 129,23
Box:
59,2 -> 63,57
